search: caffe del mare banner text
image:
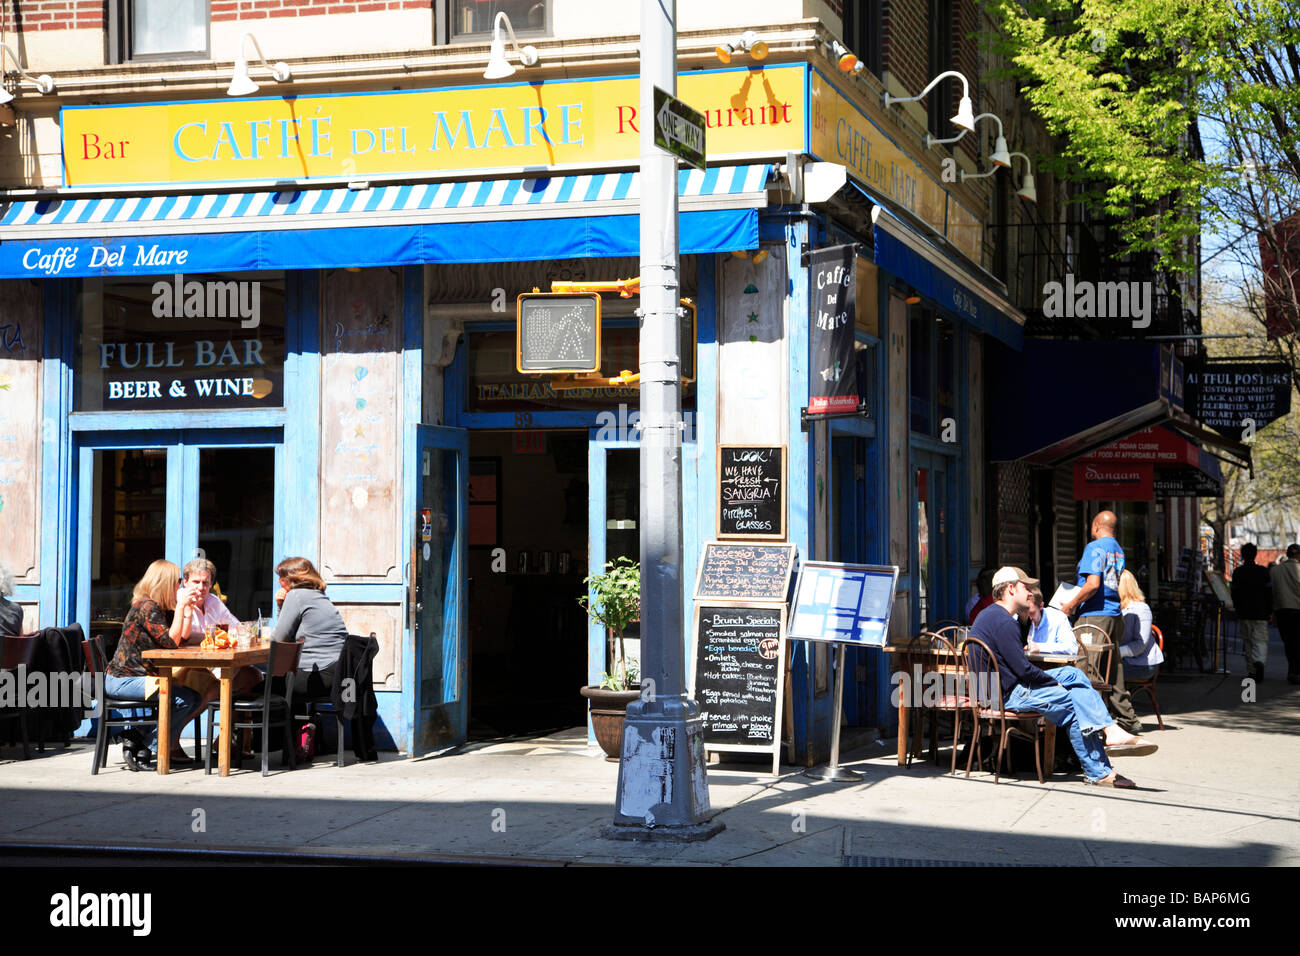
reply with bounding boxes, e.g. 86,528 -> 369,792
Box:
61,66 -> 805,188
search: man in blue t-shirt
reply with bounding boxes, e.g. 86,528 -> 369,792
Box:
1059,510 -> 1143,734
969,567 -> 1157,787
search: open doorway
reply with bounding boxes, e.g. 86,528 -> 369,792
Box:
466,429 -> 590,738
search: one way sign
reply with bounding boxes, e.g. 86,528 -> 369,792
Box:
653,86 -> 706,170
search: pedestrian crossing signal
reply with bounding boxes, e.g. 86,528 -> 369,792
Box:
516,292 -> 602,374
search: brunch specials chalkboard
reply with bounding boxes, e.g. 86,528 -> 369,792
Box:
692,605 -> 785,754
694,542 -> 797,602
717,444 -> 786,539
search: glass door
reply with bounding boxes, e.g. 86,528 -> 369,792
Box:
77,430 -> 281,636
412,424 -> 468,755
587,434 -> 639,709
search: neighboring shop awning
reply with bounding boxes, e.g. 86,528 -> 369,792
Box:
849,193 -> 1026,349
988,339 -> 1251,472
0,164 -> 771,276
1072,425 -> 1228,500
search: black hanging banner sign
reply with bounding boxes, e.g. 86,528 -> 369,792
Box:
807,244 -> 860,416
1184,363 -> 1292,441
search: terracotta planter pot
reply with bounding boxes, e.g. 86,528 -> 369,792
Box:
580,686 -> 640,762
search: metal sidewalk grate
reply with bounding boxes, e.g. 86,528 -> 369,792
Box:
842,855 -> 1033,867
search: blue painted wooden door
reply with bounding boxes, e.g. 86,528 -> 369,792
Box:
586,433 -> 639,740
411,424 -> 469,755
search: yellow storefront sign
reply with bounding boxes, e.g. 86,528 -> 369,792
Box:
809,72 -> 982,264
62,65 -> 806,188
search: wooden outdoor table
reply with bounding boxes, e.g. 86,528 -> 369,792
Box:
1025,651 -> 1081,772
143,645 -> 269,776
883,643 -> 959,766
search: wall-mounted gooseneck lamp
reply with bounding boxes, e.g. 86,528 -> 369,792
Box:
483,12 -> 540,79
926,111 -> 1011,167
1009,152 -> 1037,202
0,43 -> 54,104
226,33 -> 290,96
884,70 -> 975,133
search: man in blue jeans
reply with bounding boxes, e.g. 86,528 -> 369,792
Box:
969,566 -> 1158,788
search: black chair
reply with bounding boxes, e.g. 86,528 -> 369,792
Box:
0,634 -> 38,759
82,635 -> 204,774
206,638 -> 304,777
294,633 -> 380,767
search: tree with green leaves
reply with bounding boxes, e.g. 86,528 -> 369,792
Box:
982,0 -> 1300,380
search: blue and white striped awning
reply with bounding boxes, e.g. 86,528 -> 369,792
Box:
0,164 -> 770,276
0,164 -> 772,239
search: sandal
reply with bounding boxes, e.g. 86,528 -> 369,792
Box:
1086,773 -> 1136,788
1105,741 -> 1158,757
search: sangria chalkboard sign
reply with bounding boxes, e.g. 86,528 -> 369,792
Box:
717,444 -> 786,539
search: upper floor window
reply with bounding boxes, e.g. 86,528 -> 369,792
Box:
110,0 -> 208,63
927,0 -> 955,144
451,0 -> 547,39
842,1 -> 882,77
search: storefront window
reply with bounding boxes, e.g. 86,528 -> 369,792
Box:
937,317 -> 956,427
909,310 -> 932,434
453,0 -> 546,37
76,273 -> 285,412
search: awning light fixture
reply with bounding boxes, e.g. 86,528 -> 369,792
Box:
884,70 -> 975,132
0,43 -> 54,104
483,12 -> 540,80
226,33 -> 290,96
716,31 -> 769,64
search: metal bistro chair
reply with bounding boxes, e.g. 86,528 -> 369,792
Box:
1126,625 -> 1165,731
961,636 -> 1048,784
206,638 -> 304,777
1073,623 -> 1115,693
0,634 -> 38,759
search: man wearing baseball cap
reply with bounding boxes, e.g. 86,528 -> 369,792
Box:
968,566 -> 1157,788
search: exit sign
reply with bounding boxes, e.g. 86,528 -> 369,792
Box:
514,431 -> 545,454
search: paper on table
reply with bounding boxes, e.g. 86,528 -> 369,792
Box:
1048,581 -> 1080,611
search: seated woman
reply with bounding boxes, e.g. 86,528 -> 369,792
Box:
0,560 -> 25,636
104,560 -> 208,769
1118,570 -> 1164,679
270,557 -> 347,700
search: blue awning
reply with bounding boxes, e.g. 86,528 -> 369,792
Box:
869,204 -> 1025,349
0,165 -> 770,277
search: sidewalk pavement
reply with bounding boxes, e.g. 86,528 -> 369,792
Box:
0,657 -> 1296,867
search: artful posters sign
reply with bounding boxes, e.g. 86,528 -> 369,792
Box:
807,244 -> 860,416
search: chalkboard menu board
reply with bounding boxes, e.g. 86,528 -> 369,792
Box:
694,542 -> 796,602
515,293 -> 601,373
717,444 -> 786,539
692,605 -> 785,756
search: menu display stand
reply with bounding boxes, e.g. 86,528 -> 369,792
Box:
690,542 -> 798,776
787,561 -> 900,783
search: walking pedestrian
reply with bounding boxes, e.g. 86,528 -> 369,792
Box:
1058,510 -> 1143,734
1268,543 -> 1300,684
1231,543 -> 1273,682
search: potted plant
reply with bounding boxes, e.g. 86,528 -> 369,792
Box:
579,556 -> 641,761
